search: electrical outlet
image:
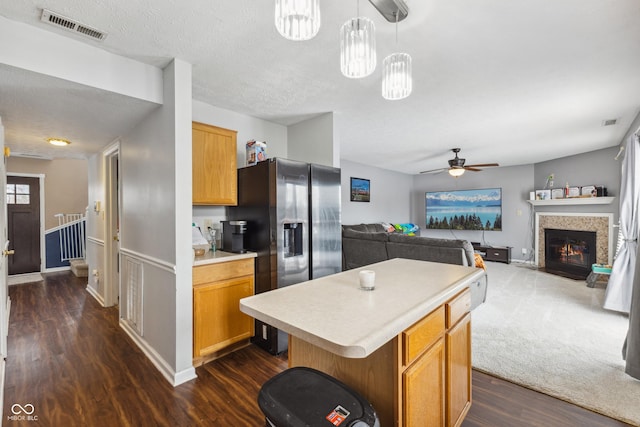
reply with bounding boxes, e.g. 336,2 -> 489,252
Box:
262,325 -> 268,340
522,248 -> 527,255
203,218 -> 213,231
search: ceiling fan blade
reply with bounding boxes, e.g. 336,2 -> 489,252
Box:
420,168 -> 446,174
464,163 -> 499,168
464,167 -> 482,172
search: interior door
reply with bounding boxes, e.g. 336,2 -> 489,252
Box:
0,117 -> 9,359
7,176 -> 40,275
105,147 -> 120,307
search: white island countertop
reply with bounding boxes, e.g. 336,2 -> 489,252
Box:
240,258 -> 485,358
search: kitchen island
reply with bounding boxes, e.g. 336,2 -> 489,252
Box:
240,258 -> 485,426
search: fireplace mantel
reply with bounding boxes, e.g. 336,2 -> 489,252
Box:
527,197 -> 615,206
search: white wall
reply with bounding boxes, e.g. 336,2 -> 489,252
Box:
288,113 -> 338,167
118,60 -> 195,386
340,160 -> 413,225
533,147 -> 621,220
412,165 -> 535,260
0,15 -> 162,104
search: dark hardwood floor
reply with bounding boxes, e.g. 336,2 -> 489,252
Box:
3,272 -> 632,426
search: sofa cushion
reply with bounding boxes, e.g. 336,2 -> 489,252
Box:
343,228 -> 389,242
342,223 -> 387,233
387,242 -> 466,265
387,234 -> 475,266
342,229 -> 389,270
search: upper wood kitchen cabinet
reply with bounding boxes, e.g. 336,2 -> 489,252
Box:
192,121 -> 238,205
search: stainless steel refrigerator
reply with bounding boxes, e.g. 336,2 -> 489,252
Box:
228,158 -> 342,354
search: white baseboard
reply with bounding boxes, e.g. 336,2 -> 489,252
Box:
44,266 -> 71,273
119,319 -> 196,387
0,358 -> 4,420
8,273 -> 43,286
85,285 -> 105,307
511,259 -> 536,265
0,298 -> 6,420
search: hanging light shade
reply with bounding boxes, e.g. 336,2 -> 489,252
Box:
275,0 -> 321,41
382,52 -> 412,100
340,17 -> 376,78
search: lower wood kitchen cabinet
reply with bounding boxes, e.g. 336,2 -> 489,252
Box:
193,257 -> 255,365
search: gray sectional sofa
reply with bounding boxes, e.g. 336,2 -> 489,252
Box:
342,223 -> 488,309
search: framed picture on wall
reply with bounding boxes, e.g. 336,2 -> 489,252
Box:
350,177 -> 370,202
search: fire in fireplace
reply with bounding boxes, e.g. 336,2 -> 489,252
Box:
544,228 -> 596,280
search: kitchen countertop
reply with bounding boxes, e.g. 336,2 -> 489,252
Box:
193,249 -> 256,266
240,258 -> 485,358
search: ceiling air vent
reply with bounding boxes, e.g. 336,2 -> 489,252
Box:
40,9 -> 107,41
602,119 -> 618,127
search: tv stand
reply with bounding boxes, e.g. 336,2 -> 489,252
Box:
471,243 -> 511,264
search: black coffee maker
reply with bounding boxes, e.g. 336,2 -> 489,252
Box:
221,220 -> 248,253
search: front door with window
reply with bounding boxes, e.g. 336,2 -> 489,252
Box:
7,176 -> 40,275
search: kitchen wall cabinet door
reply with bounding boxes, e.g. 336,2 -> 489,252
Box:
192,122 -> 238,205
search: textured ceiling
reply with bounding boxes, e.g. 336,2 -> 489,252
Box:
1,0 -> 639,173
0,64 -> 158,159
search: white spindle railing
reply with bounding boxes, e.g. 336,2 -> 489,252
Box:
54,213 -> 86,262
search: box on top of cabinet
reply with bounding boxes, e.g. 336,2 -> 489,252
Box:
246,140 -> 267,166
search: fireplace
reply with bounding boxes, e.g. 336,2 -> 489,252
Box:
544,228 -> 596,280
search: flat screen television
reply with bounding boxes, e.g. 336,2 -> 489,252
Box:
425,188 -> 502,231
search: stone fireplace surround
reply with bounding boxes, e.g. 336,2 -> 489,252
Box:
534,213 -> 614,268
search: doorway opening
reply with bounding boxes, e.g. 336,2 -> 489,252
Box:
104,144 -> 120,307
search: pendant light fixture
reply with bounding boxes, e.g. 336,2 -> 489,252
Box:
381,11 -> 412,100
340,0 -> 376,78
275,0 -> 321,41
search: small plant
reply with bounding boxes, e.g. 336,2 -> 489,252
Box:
545,173 -> 555,189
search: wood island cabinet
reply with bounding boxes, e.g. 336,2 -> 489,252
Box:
192,121 -> 238,206
289,287 -> 472,426
445,292 -> 472,427
402,335 -> 445,426
193,258 -> 254,365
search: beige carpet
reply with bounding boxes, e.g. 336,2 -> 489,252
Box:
472,262 -> 640,426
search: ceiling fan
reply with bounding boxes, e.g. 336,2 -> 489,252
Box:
420,148 -> 499,177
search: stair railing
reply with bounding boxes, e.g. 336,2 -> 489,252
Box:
54,213 -> 86,262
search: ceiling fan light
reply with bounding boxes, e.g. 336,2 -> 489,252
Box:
340,17 -> 376,78
275,0 -> 321,41
448,167 -> 465,177
382,52 -> 412,100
